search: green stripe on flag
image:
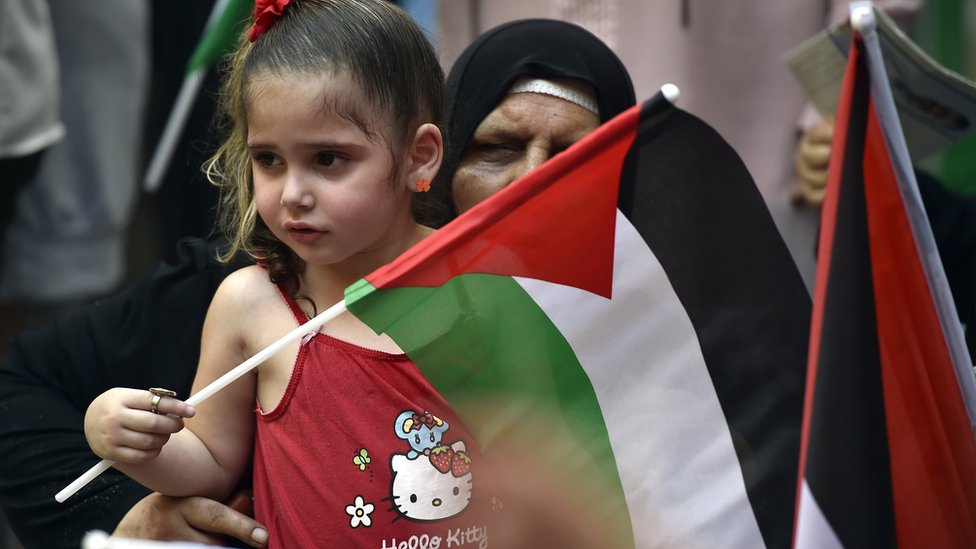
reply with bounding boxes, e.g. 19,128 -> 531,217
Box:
185,0 -> 253,74
347,274 -> 635,545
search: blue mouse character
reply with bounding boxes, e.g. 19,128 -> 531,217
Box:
394,410 -> 449,459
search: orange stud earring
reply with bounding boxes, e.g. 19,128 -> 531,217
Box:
415,178 -> 431,192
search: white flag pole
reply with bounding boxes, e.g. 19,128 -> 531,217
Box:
83,529 -> 230,548
143,0 -> 230,193
55,299 -> 349,503
142,71 -> 206,193
852,1 -> 976,431
660,82 -> 680,104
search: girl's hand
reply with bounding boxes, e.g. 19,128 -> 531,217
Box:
84,387 -> 196,463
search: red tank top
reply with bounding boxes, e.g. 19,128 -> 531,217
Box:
252,290 -> 486,548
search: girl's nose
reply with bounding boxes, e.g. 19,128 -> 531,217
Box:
280,170 -> 314,209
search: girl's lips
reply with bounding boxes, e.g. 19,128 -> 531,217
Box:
287,226 -> 325,245
283,220 -> 318,231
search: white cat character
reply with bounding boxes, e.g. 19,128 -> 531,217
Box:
389,440 -> 472,522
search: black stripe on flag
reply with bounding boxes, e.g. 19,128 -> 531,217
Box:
619,94 -> 812,549
804,40 -> 896,546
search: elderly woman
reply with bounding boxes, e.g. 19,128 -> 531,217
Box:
433,18 -> 635,223
0,19 -> 637,549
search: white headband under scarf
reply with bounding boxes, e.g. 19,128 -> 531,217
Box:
507,77 -> 600,117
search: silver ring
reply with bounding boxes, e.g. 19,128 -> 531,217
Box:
148,388 -> 177,414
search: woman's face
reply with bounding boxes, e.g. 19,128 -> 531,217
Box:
451,93 -> 600,214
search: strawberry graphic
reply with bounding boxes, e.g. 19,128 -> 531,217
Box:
451,451 -> 471,477
428,445 -> 454,473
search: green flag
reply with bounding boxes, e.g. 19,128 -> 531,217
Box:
186,0 -> 253,74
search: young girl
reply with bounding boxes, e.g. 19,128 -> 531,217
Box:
84,1 -> 484,545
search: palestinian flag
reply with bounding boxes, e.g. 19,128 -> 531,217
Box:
145,0 -> 252,192
346,91 -> 811,548
793,11 -> 976,549
185,0 -> 253,74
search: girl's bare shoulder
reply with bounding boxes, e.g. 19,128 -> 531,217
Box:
209,265 -> 287,319
209,264 -> 300,353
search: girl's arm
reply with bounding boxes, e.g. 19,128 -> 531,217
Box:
85,270 -> 259,500
1,238 -> 243,549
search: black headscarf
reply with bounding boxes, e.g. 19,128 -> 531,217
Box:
431,19 -> 636,225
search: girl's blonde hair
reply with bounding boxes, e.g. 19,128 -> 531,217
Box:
205,0 -> 445,297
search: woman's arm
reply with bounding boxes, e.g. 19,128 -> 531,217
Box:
0,238 -> 246,548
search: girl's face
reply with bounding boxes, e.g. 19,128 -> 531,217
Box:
246,72 -> 415,269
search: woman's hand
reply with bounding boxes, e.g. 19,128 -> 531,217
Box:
84,387 -> 195,463
114,491 -> 268,547
793,117 -> 834,207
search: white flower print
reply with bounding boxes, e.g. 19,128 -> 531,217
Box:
345,495 -> 375,528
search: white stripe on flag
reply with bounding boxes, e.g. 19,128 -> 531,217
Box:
518,212 -> 765,549
794,481 -> 843,549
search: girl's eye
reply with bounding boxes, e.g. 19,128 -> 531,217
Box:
253,152 -> 280,167
316,152 -> 341,167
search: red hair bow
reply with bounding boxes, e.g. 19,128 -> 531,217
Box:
248,0 -> 292,42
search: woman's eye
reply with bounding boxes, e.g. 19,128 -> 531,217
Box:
472,142 -> 521,164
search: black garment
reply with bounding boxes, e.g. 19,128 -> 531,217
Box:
431,19 -> 637,225
145,0 -> 223,264
0,238 -> 246,549
0,151 -> 44,269
916,171 -> 976,357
